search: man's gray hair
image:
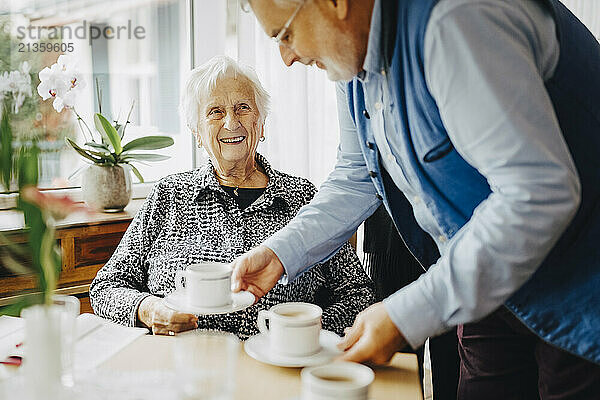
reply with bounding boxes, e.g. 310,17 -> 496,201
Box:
180,55 -> 271,132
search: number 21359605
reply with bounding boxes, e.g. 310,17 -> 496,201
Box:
18,42 -> 74,53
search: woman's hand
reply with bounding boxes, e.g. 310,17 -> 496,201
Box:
137,296 -> 198,335
231,245 -> 284,300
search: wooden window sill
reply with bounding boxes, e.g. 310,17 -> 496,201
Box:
0,199 -> 144,234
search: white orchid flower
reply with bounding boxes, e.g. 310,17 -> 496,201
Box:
14,92 -> 26,114
21,61 -> 31,75
37,64 -> 71,112
65,68 -> 86,93
0,72 -> 9,94
61,89 -> 80,110
37,67 -> 67,99
0,65 -> 32,114
57,54 -> 74,71
38,56 -> 84,113
52,96 -> 66,113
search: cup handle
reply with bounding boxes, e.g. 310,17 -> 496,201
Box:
175,270 -> 186,291
257,310 -> 270,335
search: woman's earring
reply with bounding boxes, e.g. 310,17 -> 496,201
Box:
259,136 -> 265,142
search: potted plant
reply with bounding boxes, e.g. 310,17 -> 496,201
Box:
37,55 -> 174,212
1,89 -> 86,397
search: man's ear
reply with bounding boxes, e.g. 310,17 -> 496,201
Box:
325,0 -> 348,20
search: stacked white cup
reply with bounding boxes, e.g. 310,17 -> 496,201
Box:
301,362 -> 375,400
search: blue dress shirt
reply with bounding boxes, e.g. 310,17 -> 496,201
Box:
264,0 -> 581,348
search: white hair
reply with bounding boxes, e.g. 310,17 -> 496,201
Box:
179,55 -> 271,132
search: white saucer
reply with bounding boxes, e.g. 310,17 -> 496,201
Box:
164,289 -> 255,315
244,330 -> 343,368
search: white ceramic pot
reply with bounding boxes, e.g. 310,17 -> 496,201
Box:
82,164 -> 132,212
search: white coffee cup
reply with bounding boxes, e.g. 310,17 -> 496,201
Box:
301,362 -> 375,400
175,263 -> 232,308
257,302 -> 322,357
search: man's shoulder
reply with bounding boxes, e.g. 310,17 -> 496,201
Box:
430,0 -> 550,26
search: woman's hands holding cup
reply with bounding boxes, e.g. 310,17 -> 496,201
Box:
137,296 -> 198,335
231,245 -> 284,300
338,302 -> 407,365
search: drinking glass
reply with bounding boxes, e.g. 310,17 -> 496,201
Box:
174,330 -> 240,400
53,295 -> 80,387
20,294 -> 79,399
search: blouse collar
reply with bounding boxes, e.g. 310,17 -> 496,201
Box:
193,153 -> 294,208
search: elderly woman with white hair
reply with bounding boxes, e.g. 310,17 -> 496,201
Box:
89,55 -> 375,338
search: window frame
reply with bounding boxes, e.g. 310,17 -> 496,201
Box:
0,0 -> 208,211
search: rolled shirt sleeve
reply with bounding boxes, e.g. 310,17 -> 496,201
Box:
264,82 -> 382,281
385,1 -> 581,348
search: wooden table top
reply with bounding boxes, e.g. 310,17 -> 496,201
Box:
100,335 -> 422,400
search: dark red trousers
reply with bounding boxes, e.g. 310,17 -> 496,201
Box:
457,307 -> 600,400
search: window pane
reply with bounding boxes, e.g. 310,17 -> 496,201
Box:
0,0 -> 191,191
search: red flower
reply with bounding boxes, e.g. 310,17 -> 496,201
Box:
20,186 -> 93,220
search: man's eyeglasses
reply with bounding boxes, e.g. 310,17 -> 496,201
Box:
272,1 -> 305,46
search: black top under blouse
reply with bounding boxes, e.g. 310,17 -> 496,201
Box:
220,186 -> 266,209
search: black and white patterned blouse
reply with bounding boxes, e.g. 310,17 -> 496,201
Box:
89,154 -> 375,338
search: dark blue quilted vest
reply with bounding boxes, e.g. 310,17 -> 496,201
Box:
346,0 -> 600,364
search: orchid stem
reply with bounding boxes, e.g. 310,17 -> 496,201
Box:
73,109 -> 94,143
122,100 -> 135,133
95,77 -> 102,115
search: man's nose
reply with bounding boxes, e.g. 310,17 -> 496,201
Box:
224,112 -> 241,130
279,44 -> 299,67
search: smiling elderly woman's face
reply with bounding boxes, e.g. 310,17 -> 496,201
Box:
195,76 -> 263,167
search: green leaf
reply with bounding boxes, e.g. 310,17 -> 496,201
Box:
0,233 -> 33,276
0,233 -> 29,259
84,148 -> 112,158
0,294 -> 43,317
128,163 -> 144,183
0,107 -> 12,191
121,136 -> 174,153
1,250 -> 33,275
15,199 -> 48,296
84,141 -> 110,152
94,113 -> 122,154
121,153 -> 170,162
40,225 -> 59,304
17,145 -> 39,188
66,138 -> 103,163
